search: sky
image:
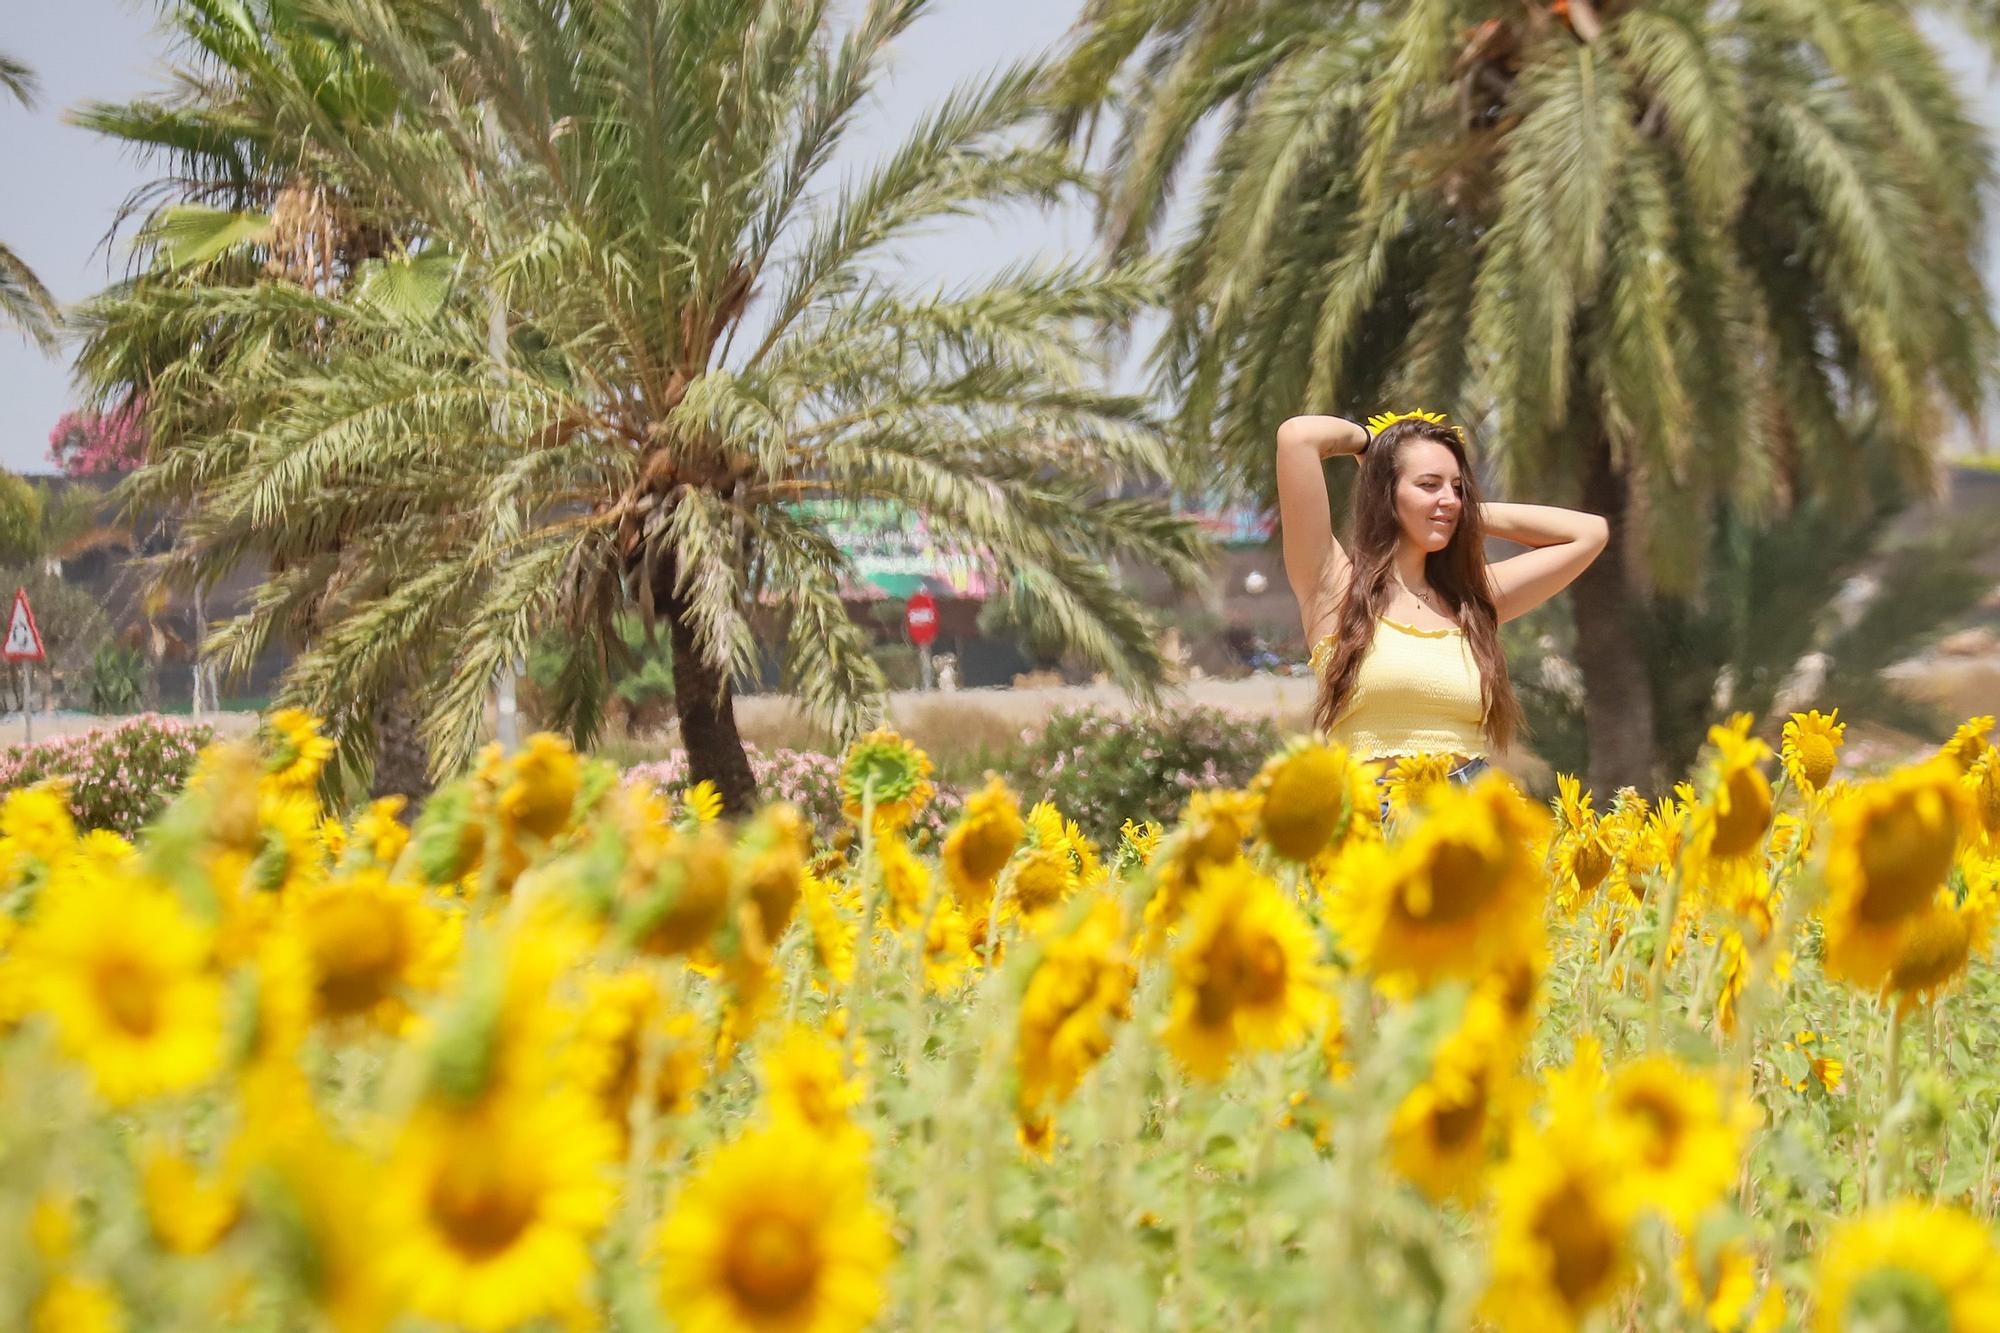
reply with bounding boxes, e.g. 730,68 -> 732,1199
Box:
2,3 -> 1997,473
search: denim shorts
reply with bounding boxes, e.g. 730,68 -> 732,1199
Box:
1376,755 -> 1488,821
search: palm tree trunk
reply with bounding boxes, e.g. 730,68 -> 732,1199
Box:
371,685 -> 432,804
1570,432 -> 1659,797
656,561 -> 758,816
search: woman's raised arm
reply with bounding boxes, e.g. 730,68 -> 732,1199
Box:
1480,501 -> 1609,623
1275,415 -> 1369,638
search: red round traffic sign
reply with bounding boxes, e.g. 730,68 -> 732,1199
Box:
904,590 -> 939,647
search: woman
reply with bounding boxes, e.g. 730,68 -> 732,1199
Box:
1274,410 -> 1607,782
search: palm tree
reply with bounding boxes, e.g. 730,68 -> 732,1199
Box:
71,0 -> 447,799
79,0 -> 1205,812
1,52 -> 60,350
1054,1 -> 1996,793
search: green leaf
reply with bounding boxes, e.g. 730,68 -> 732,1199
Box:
150,205 -> 273,267
352,250 -> 461,323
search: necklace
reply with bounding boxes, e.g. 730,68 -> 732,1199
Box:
1395,572 -> 1447,616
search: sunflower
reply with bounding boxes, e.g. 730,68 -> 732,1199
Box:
1677,1238 -> 1783,1333
1016,1113 -> 1057,1160
1483,1114 -> 1639,1332
1479,934 -> 1549,1047
1780,1031 -> 1845,1095
1332,774 -> 1549,990
1017,898 -> 1135,1121
1595,1056 -> 1758,1227
1967,750 -> 2000,848
761,1024 -> 866,1149
1164,860 -> 1330,1080
0,783 -> 77,886
876,834 -> 932,919
569,970 -> 709,1141
377,1088 -> 616,1332
1179,788 -> 1262,863
1814,1201 -> 2000,1333
19,874 -> 222,1105
839,729 -> 935,831
1939,715 -> 1996,774
1006,845 -> 1075,919
30,1274 -> 125,1333
622,823 -> 734,957
1782,709 -> 1846,792
682,780 -> 725,827
1115,818 -> 1164,871
141,1143 -> 242,1255
1696,716 -> 1775,864
263,708 -> 335,793
1821,760 -> 1974,990
1253,738 -> 1375,862
402,772 -> 488,888
1554,825 -> 1613,914
657,1124 -> 893,1333
941,777 -> 1025,910
209,788 -> 326,948
1026,800 -> 1103,889
1381,752 -> 1456,820
494,733 -> 582,843
245,1116 -> 395,1333
1884,881 -> 1996,1011
737,804 -> 810,945
426,925 -> 584,1106
286,868 -> 452,1032
1389,992 -> 1517,1204
800,872 -> 857,986
338,795 -> 409,870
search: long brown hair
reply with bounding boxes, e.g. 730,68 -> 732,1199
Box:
1311,419 -> 1524,750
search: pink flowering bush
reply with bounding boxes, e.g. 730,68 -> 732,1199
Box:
626,745 -> 964,850
0,715 -> 214,835
1008,705 -> 1280,842
47,399 -> 148,477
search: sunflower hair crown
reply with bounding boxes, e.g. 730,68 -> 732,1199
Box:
1366,408 -> 1453,436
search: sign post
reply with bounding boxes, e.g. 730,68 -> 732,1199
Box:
4,588 -> 47,744
904,590 -> 939,691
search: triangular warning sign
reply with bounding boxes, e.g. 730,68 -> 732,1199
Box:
3,588 -> 45,662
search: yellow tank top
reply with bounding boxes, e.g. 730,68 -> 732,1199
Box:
1308,617 -> 1488,761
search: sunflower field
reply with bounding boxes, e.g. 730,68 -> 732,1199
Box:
2,706 -> 1999,1332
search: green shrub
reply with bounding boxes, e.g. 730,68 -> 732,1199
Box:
0,715 -> 216,835
1005,705 -> 1281,842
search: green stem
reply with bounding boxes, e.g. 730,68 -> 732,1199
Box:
1871,1004 -> 1906,1205
1646,867 -> 1684,1051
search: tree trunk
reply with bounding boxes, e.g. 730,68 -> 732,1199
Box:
1570,433 -> 1659,798
657,564 -> 758,816
371,685 -> 433,806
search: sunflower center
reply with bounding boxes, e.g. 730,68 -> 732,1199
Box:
427,1158 -> 538,1260
1429,1080 -> 1487,1150
1796,734 -> 1837,789
1014,855 -> 1068,913
1616,1089 -> 1686,1169
93,955 -> 162,1036
1223,932 -> 1290,1006
1262,763 -> 1345,860
1855,804 -> 1955,924
307,894 -> 408,1017
1888,909 -> 1971,996
1845,1266 -> 1953,1333
1534,1183 -> 1616,1309
724,1210 -> 819,1316
956,817 -> 1020,883
1571,837 -> 1612,894
1710,769 -> 1772,859
1416,836 -> 1508,924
